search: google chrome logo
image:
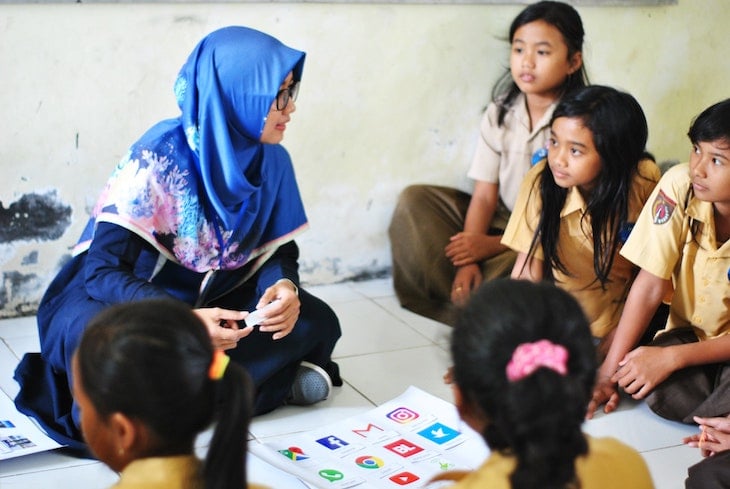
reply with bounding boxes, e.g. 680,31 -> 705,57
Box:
355,455 -> 385,469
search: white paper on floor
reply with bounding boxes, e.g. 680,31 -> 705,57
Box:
249,386 -> 489,489
0,388 -> 62,460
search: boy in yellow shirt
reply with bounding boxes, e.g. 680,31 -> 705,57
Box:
588,98 -> 730,423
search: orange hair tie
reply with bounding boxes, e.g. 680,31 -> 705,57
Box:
208,350 -> 230,380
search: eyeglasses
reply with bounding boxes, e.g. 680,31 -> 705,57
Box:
275,81 -> 300,111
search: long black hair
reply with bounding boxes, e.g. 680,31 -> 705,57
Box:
76,299 -> 253,489
451,278 -> 596,489
492,1 -> 589,126
527,85 -> 650,286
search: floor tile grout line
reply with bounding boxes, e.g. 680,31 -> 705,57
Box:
368,299 -> 444,346
340,379 -> 380,407
332,343 -> 448,361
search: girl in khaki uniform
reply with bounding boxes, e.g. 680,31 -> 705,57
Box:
73,299 -> 266,489
437,279 -> 653,489
388,1 -> 588,326
502,85 -> 660,353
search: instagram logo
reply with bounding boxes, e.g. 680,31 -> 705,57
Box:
387,407 -> 419,424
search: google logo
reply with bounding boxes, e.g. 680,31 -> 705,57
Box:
355,455 -> 385,469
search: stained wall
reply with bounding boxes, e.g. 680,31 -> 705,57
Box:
0,0 -> 725,316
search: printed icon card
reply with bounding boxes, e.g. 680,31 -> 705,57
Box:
249,386 -> 489,488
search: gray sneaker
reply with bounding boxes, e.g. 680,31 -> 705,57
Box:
288,361 -> 333,405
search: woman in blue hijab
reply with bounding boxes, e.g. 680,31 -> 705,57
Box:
14,26 -> 342,451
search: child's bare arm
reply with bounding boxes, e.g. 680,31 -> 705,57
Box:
675,334 -> 730,368
587,269 -> 669,417
511,252 -> 543,281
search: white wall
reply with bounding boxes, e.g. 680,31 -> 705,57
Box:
0,0 -> 727,316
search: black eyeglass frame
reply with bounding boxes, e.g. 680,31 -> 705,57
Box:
275,81 -> 300,111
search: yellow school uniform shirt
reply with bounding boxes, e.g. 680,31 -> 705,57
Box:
111,455 -> 269,489
621,163 -> 730,339
435,435 -> 654,489
501,159 -> 660,338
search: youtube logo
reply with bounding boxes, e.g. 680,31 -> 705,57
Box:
389,471 -> 420,485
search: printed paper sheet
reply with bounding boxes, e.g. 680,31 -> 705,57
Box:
250,386 -> 489,488
0,388 -> 62,460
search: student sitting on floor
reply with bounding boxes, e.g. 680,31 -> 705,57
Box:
435,279 -> 654,489
72,298 -> 265,489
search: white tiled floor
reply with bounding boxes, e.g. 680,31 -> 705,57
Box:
0,278 -> 705,488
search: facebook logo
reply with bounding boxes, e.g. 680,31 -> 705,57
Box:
316,435 -> 350,450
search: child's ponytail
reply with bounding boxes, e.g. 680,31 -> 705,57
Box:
204,353 -> 254,489
76,300 -> 256,489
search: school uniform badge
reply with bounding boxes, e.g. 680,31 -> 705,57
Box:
652,190 -> 675,225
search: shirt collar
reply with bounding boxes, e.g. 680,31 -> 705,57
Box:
686,194 -> 714,224
515,93 -> 559,138
561,185 -> 587,217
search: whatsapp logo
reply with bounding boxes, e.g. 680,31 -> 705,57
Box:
319,469 -> 344,482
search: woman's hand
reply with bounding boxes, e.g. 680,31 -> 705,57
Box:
193,307 -> 252,351
252,279 -> 301,340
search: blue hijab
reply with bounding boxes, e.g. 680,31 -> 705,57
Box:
76,26 -> 308,273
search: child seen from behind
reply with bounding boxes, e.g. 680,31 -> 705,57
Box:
438,279 -> 653,489
72,299 -> 263,489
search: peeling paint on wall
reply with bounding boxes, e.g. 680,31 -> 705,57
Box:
20,251 -> 39,266
0,191 -> 72,243
0,271 -> 44,317
0,251 -> 74,318
0,191 -> 73,318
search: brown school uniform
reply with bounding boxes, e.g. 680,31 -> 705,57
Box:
502,158 -> 660,338
620,163 -> 730,423
388,94 -> 556,325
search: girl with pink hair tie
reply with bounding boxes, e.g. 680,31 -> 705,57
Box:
437,278 -> 654,489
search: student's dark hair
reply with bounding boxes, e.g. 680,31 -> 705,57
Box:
685,98 -> 730,241
76,299 -> 253,489
492,1 -> 589,126
527,85 -> 650,286
451,279 -> 596,489
687,98 -> 730,146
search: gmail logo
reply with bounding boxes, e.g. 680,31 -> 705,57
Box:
352,423 -> 384,438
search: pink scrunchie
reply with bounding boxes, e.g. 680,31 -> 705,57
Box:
505,339 -> 569,382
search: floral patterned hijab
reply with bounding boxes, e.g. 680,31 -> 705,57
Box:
76,26 -> 308,273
